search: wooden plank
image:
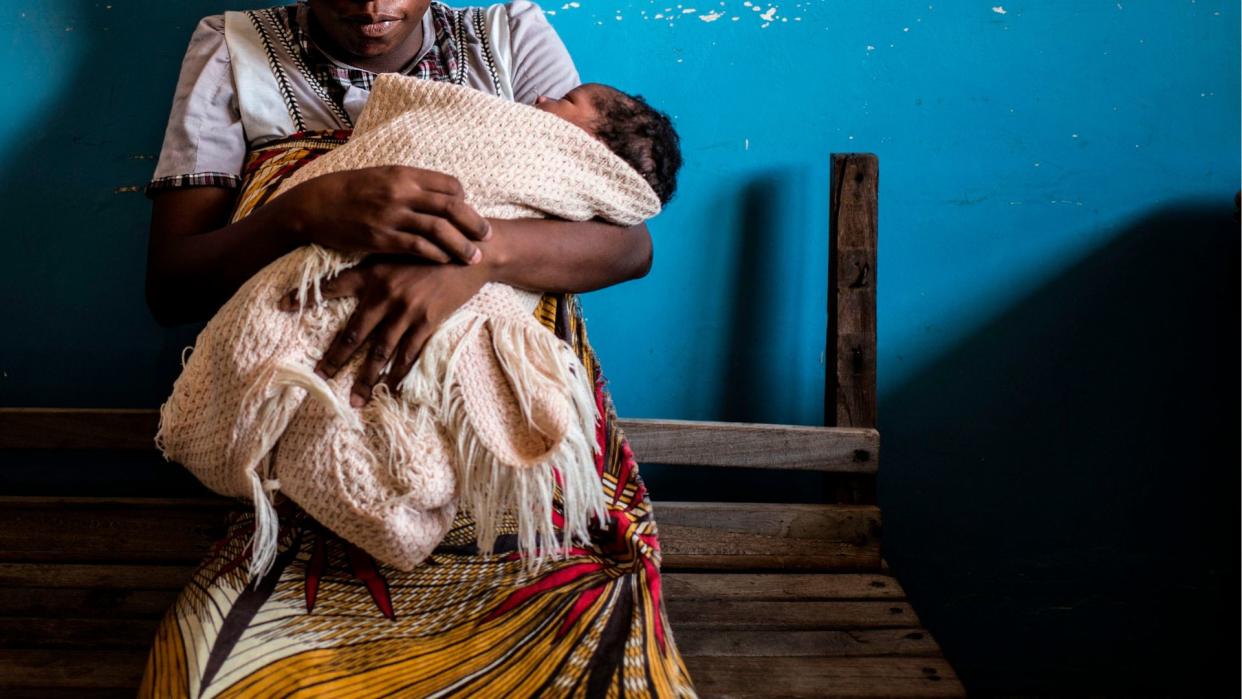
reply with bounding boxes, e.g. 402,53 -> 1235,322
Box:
685,656 -> 965,698
663,573 -> 907,600
0,565 -> 906,598
0,649 -> 147,690
0,408 -> 158,450
0,410 -> 879,473
656,502 -> 881,570
0,497 -> 233,563
827,153 -> 878,430
674,628 -> 945,658
0,588 -> 176,619
665,599 -> 921,630
0,651 -> 966,697
1,690 -> 137,699
0,595 -> 916,633
0,498 -> 881,570
0,617 -> 944,659
0,563 -> 194,589
0,618 -> 160,649
622,418 -> 877,472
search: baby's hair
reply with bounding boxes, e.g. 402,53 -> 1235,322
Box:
590,87 -> 682,206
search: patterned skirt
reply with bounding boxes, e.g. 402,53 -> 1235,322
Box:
138,131 -> 698,698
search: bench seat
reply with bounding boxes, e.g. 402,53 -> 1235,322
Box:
0,498 -> 961,697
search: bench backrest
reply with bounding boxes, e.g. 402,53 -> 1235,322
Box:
0,153 -> 880,571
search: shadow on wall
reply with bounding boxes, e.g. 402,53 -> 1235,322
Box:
877,202 -> 1239,696
717,168 -> 824,427
637,170 -> 836,504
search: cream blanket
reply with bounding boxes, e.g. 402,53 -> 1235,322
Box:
156,75 -> 661,584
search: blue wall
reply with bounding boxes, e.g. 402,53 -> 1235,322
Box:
0,1 -> 1234,418
0,1 -> 1237,694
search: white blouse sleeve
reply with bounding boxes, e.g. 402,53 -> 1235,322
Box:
146,15 -> 248,197
505,0 -> 582,106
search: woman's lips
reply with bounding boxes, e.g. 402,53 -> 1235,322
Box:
358,20 -> 398,38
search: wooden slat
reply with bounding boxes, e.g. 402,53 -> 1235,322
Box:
0,651 -> 966,696
0,618 -> 161,649
0,690 -> 137,699
0,571 -> 906,620
827,154 -> 878,429
0,565 -> 905,597
0,410 -> 879,473
0,497 -> 233,563
665,600 -> 919,630
0,649 -> 147,690
0,618 -> 945,659
0,594 -> 917,632
663,572 -> 906,600
656,501 -> 881,570
685,656 -> 964,698
622,418 -> 877,471
0,588 -> 177,619
0,497 -> 880,570
0,563 -> 195,589
0,409 -> 158,450
674,628 -> 945,658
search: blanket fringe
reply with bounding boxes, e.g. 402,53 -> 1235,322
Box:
448,313 -> 607,574
232,359 -> 369,586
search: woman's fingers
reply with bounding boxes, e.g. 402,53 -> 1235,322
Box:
388,232 -> 453,264
394,167 -> 465,198
391,211 -> 483,264
404,190 -> 492,242
350,311 -> 409,407
315,296 -> 388,380
383,323 -> 436,394
278,269 -> 364,311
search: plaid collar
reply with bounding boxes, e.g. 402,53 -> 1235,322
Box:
288,1 -> 461,92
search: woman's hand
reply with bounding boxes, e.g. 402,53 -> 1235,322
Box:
279,254 -> 490,406
277,165 -> 493,264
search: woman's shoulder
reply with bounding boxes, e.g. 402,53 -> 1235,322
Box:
185,13 -> 227,46
441,0 -> 580,104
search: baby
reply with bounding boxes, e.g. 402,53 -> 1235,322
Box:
533,83 -> 683,206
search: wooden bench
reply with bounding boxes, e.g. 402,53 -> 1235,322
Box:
0,153 -> 966,697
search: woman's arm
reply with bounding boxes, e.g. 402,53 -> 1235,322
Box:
147,188 -> 299,326
285,215 -> 654,406
146,166 -> 492,326
481,216 -> 653,293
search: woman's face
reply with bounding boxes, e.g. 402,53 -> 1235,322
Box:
308,0 -> 432,61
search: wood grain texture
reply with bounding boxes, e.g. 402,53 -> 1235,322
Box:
663,572 -> 907,600
0,410 -> 879,473
656,502 -> 882,570
0,497 -> 880,570
622,418 -> 878,472
0,651 -> 967,696
827,154 -> 878,430
0,588 -> 178,619
674,628 -> 946,658
0,566 -> 909,597
0,620 -> 946,659
0,618 -> 162,649
0,409 -> 158,450
0,649 -> 146,690
685,656 -> 965,698
666,599 -> 921,629
0,563 -> 195,589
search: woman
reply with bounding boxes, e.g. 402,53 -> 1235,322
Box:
140,1 -> 697,696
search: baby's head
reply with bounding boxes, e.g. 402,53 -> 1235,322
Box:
535,83 -> 682,206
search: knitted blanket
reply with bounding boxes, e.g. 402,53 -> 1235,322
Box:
156,74 -> 661,584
